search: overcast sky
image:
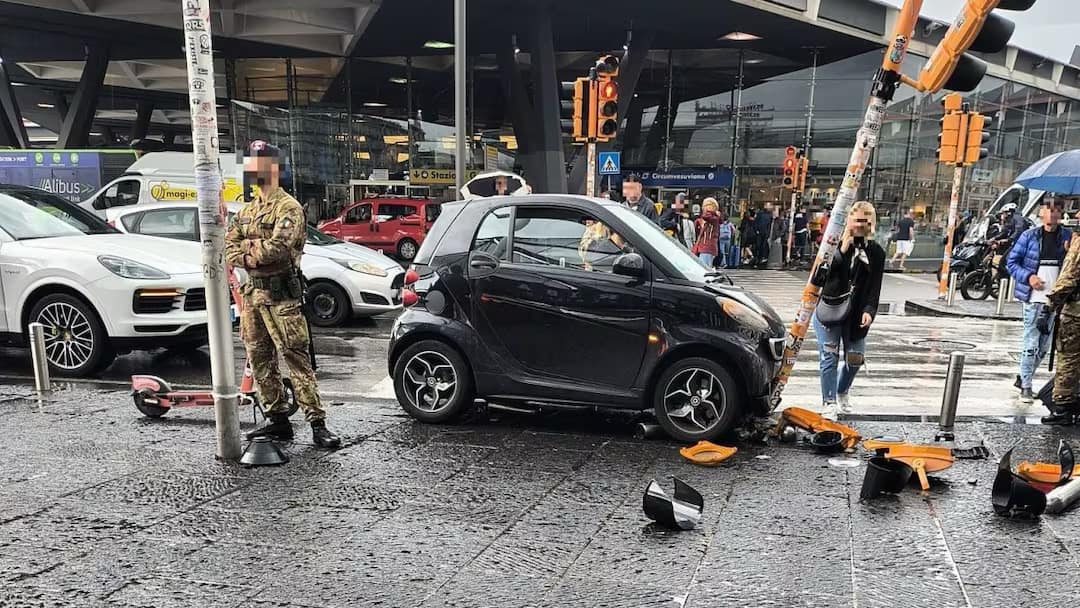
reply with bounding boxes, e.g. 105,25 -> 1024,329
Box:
879,0 -> 1078,64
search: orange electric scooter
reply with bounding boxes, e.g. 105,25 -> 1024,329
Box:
130,265 -> 300,419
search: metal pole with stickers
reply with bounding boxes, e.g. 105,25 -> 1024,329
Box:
180,0 -> 241,460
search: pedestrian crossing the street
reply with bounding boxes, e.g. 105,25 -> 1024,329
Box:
339,269 -> 1036,419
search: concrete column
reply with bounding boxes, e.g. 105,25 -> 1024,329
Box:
57,44 -> 109,149
527,3 -> 566,193
129,98 -> 154,141
0,58 -> 29,148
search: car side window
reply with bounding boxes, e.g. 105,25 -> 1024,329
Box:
511,207 -> 628,273
136,208 -> 197,241
379,204 -> 417,220
120,212 -> 144,232
101,179 -> 140,210
345,204 -> 371,223
425,204 -> 441,223
472,207 -> 512,257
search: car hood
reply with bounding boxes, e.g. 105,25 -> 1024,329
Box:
19,234 -> 203,274
305,241 -> 402,271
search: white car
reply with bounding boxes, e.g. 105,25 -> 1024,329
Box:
0,185 -> 211,376
107,201 -> 404,326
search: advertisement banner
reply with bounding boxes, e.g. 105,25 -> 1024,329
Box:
0,151 -> 102,203
629,168 -> 733,188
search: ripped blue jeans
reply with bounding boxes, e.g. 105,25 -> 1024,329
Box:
812,312 -> 867,402
1019,302 -> 1054,390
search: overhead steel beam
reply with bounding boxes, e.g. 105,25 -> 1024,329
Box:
496,36 -> 537,178
527,2 -> 566,194
0,57 -> 29,147
57,44 -> 108,148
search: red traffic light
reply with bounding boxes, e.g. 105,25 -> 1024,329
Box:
600,81 -> 617,100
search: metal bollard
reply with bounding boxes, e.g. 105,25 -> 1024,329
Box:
28,322 -> 51,394
995,279 -> 1009,316
946,273 -> 958,307
1007,277 -> 1016,303
935,351 -> 965,441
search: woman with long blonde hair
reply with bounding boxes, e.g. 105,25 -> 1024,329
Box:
812,201 -> 885,417
693,198 -> 721,266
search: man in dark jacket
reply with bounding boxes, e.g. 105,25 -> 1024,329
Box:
659,192 -> 686,235
753,204 -> 774,267
622,174 -> 659,225
1006,198 -> 1072,403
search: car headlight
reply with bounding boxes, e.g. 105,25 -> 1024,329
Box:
717,296 -> 770,332
98,255 -> 170,280
333,258 -> 388,277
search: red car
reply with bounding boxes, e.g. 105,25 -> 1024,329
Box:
319,197 -> 440,261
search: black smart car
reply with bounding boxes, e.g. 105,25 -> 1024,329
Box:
387,195 -> 786,442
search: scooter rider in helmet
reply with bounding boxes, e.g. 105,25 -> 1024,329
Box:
225,140 -> 341,449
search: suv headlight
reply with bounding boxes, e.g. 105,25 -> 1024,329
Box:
333,258 -> 388,277
98,255 -> 170,279
717,296 -> 770,332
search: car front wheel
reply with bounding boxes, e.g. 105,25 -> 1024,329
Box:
397,238 -> 419,261
392,340 -> 474,423
653,358 -> 739,443
29,293 -> 114,376
306,281 -> 351,327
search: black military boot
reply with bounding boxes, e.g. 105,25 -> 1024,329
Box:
246,414 -> 294,440
311,421 -> 341,449
1041,401 -> 1079,426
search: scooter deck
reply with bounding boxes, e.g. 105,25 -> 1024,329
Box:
777,406 -> 862,450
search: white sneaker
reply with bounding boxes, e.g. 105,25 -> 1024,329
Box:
838,393 -> 852,413
821,400 -> 839,421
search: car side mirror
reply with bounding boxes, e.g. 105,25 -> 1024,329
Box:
613,252 -> 645,278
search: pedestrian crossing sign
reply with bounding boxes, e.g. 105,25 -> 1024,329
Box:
598,152 -> 621,175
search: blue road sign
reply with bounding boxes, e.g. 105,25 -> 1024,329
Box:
598,151 -> 621,175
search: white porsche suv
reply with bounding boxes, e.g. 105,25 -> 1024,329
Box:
0,185 -> 209,376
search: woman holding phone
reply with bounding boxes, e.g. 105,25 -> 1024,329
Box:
812,201 -> 885,418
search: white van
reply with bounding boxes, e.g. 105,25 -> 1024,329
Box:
81,152 -> 244,217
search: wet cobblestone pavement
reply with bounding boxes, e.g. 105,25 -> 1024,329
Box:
2,385 -> 1080,607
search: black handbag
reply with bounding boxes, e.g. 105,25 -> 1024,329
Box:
817,290 -> 852,326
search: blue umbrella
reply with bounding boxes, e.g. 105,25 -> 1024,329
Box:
1015,150 -> 1080,195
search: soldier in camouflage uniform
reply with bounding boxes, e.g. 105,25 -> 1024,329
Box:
225,140 -> 340,448
1045,225 -> 1080,426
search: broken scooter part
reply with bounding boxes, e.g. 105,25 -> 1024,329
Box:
992,447 -> 1047,518
642,477 -> 704,531
679,441 -> 737,466
775,406 -> 861,451
1015,440 -> 1076,493
860,456 -> 914,500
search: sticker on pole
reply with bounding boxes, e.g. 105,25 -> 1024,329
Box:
598,152 -> 621,175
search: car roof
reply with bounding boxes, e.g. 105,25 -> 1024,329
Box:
442,193 -> 616,212
347,197 -> 435,207
109,200 -> 244,216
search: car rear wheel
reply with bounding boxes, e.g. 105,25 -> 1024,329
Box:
653,358 -> 739,443
306,281 -> 351,327
393,340 -> 473,423
29,293 -> 114,377
397,238 -> 419,261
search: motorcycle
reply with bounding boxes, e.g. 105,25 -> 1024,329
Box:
947,240 -> 990,284
960,245 -> 1003,300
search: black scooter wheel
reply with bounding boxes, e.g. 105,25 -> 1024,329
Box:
960,271 -> 993,300
133,389 -> 169,418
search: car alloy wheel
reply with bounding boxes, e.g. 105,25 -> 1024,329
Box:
662,368 -> 727,436
397,238 -> 418,261
37,300 -> 96,372
401,350 -> 458,413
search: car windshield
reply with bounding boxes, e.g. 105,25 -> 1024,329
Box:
607,204 -> 709,281
0,189 -> 118,240
307,224 -> 342,245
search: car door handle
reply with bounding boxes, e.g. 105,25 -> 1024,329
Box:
470,258 -> 498,270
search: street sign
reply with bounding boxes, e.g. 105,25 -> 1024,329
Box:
598,151 -> 621,175
971,168 -> 993,184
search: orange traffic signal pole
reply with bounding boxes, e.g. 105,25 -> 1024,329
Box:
938,93 -> 969,298
769,0 -> 923,406
584,68 -> 599,197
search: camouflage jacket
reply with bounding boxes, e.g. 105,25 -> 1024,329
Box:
1048,236 -> 1080,317
225,188 -> 305,302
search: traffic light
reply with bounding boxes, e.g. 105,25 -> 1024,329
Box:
937,93 -> 966,164
909,0 -> 1038,93
782,146 -> 797,188
560,77 -> 589,142
595,54 -> 620,78
964,112 -> 991,165
595,77 -> 618,142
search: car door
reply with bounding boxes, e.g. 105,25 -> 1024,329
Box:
340,203 -> 373,245
468,204 -> 650,389
373,202 -> 417,248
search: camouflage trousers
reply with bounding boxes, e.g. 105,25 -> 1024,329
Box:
1053,312 -> 1080,406
241,297 -> 325,422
